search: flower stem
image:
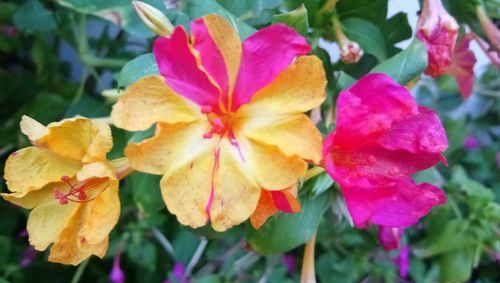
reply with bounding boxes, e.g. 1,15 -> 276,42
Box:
70,258 -> 90,283
185,237 -> 209,276
151,227 -> 176,259
300,231 -> 317,283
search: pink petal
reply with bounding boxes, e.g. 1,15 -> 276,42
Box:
447,34 -> 476,99
191,18 -> 230,105
271,190 -> 293,213
153,27 -> 221,111
341,178 -> 446,228
231,24 -> 310,111
377,107 -> 448,154
334,74 -> 418,149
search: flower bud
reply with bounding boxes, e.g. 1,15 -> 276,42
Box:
132,1 -> 174,36
339,40 -> 364,64
476,5 -> 500,52
378,226 -> 404,251
416,0 -> 459,77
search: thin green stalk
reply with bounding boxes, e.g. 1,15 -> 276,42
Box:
70,259 -> 90,283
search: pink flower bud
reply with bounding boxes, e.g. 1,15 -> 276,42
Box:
417,0 -> 459,77
378,227 -> 404,251
110,249 -> 125,283
340,41 -> 364,64
463,135 -> 479,150
396,246 -> 410,278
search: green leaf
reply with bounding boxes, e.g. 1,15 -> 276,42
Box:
127,234 -> 158,271
185,0 -> 256,39
0,236 -> 11,269
308,172 -> 334,197
272,5 -> 309,36
118,53 -> 159,87
418,219 -> 475,257
370,40 -> 428,85
438,248 -> 475,282
336,0 -> 387,25
244,191 -> 330,254
128,172 -> 164,216
13,1 -> 56,34
65,96 -> 111,118
341,18 -> 386,62
381,12 -> 412,56
451,166 -> 495,203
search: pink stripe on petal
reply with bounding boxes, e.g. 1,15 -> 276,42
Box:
153,27 -> 221,111
205,147 -> 221,223
271,191 -> 294,213
231,24 -> 310,111
191,18 -> 230,106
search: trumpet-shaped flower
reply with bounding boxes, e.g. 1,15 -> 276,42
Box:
416,0 -> 459,77
112,15 -> 326,231
378,226 -> 404,251
323,74 -> 447,228
2,116 -> 125,265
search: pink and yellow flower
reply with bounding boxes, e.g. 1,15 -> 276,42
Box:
2,116 -> 125,265
250,186 -> 301,229
323,74 -> 447,228
111,15 -> 326,231
416,0 -> 459,77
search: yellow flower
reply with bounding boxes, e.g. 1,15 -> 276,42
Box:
112,15 -> 326,231
2,116 -> 126,265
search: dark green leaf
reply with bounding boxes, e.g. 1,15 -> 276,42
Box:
13,1 -> 56,34
370,40 -> 428,85
381,12 -> 412,56
336,0 -> 387,25
128,172 -> 164,216
438,248 -> 475,282
118,53 -> 159,87
244,191 -> 330,254
272,5 -> 309,36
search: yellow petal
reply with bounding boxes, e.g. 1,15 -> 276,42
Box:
77,161 -> 116,181
160,149 -> 215,228
237,56 -> 326,116
48,204 -> 109,265
201,14 -> 242,96
237,135 -> 307,190
4,147 -> 80,194
111,76 -> 201,131
1,185 -> 54,209
241,114 -> 323,164
80,182 -> 120,245
38,117 -> 112,162
125,121 -> 216,175
20,115 -> 48,141
210,140 -> 261,231
27,199 -> 79,251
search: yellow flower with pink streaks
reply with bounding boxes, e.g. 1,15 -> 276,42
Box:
2,116 -> 126,265
112,15 -> 326,231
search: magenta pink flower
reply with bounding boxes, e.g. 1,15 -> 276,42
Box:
416,0 -> 459,77
323,74 -> 447,228
396,246 -> 410,278
378,227 -> 404,251
447,34 -> 477,99
463,135 -> 479,150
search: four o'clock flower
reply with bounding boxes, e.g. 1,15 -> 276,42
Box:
447,34 -> 477,99
378,226 -> 404,252
323,74 -> 448,228
2,116 -> 131,265
250,186 -> 301,229
112,15 -> 326,231
417,0 -> 459,77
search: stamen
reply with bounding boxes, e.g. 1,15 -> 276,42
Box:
53,176 -> 108,205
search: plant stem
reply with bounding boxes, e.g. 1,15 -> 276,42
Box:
185,237 -> 209,276
70,259 -> 90,283
300,231 -> 317,283
151,227 -> 176,259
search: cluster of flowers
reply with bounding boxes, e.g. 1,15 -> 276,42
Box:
3,5 -> 456,268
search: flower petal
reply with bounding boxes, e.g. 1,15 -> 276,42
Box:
191,15 -> 242,106
153,27 -> 221,110
341,178 -> 446,228
160,149 -> 215,228
271,189 -> 301,213
80,182 -> 120,245
125,121 -> 216,175
238,56 -> 326,115
4,147 -> 80,194
447,35 -> 476,99
241,114 -> 323,164
111,76 -> 200,131
27,199 -> 79,251
1,185 -> 54,209
237,135 -> 307,190
210,140 -> 261,231
48,205 -> 109,265
250,190 -> 279,229
20,115 -> 48,141
334,74 -> 418,149
232,24 -> 311,111
37,117 -> 112,162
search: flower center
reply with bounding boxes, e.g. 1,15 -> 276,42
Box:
201,105 -> 234,140
54,175 -> 108,205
